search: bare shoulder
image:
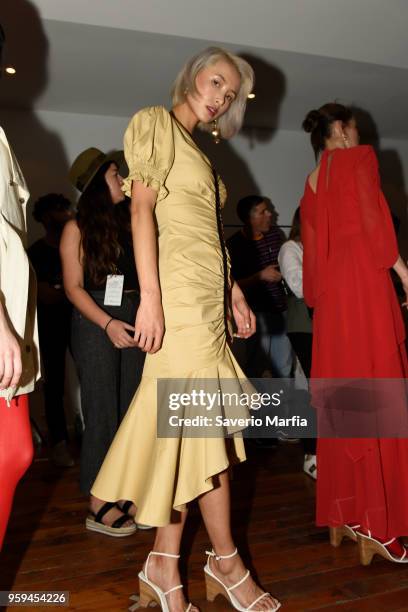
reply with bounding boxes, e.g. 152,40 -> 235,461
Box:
307,164 -> 320,194
62,218 -> 80,238
60,219 -> 81,253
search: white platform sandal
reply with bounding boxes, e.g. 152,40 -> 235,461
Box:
204,548 -> 281,611
356,530 -> 408,565
137,551 -> 193,611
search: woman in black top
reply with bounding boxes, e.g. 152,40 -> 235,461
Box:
60,148 -> 145,536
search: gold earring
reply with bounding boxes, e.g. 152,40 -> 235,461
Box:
211,119 -> 220,144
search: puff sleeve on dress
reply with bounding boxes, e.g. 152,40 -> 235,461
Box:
122,106 -> 175,202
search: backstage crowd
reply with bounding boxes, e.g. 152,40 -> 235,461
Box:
2,35 -> 408,612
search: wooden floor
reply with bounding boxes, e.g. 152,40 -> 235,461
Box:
2,442 -> 408,612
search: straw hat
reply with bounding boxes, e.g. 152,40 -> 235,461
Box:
69,147 -> 124,193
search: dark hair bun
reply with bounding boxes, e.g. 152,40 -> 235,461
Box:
302,110 -> 321,133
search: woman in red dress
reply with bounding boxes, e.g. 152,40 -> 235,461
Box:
300,102 -> 408,565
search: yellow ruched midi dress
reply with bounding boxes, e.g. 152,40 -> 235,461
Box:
91,106 -> 249,526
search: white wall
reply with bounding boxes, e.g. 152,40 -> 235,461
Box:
31,0 -> 408,70
220,129 -> 315,229
2,107 -> 408,250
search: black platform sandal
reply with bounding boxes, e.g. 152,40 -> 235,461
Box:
85,501 -> 137,537
116,500 -> 154,530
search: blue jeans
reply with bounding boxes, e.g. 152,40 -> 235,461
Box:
245,311 -> 293,378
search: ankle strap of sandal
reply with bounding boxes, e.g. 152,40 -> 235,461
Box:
205,547 -> 238,561
363,528 -> 396,547
164,584 -> 183,596
145,550 -> 180,581
148,551 -> 180,559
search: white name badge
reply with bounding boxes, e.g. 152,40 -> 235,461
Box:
104,274 -> 124,306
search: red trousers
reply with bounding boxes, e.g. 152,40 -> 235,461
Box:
0,394 -> 33,549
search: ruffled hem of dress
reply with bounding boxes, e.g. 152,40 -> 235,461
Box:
90,346 -> 248,526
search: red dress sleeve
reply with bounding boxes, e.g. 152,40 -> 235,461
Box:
300,186 -> 316,307
355,146 -> 398,269
301,149 -> 333,308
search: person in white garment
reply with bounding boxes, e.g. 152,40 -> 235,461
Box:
278,207 -> 316,479
0,23 -> 40,549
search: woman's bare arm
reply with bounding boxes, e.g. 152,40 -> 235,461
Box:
130,180 -> 164,353
60,220 -> 136,348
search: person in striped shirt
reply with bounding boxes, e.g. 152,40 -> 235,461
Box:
227,195 -> 293,379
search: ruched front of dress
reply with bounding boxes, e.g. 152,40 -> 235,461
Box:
91,106 -> 248,526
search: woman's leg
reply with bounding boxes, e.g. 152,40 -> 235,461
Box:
71,309 -> 132,527
0,394 -> 33,549
141,512 -> 200,611
198,470 -> 280,610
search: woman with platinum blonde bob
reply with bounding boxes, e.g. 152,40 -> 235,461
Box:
92,47 -> 281,611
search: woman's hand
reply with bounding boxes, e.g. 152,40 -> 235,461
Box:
134,294 -> 165,353
402,279 -> 408,310
393,257 -> 408,309
105,319 -> 138,349
231,282 -> 256,339
0,319 -> 22,389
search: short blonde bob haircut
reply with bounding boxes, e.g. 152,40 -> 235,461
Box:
171,47 -> 254,140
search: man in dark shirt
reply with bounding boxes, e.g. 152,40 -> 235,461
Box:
227,195 -> 292,378
28,193 -> 74,467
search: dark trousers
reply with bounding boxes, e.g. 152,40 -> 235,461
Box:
38,309 -> 71,445
71,291 -> 145,494
287,332 -> 316,454
288,332 -> 316,455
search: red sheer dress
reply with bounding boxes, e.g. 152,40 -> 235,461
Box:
301,145 -> 408,539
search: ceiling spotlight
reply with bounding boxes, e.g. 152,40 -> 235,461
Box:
5,66 -> 16,75
247,93 -> 255,99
